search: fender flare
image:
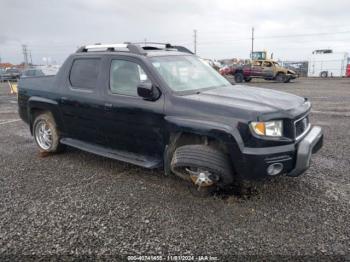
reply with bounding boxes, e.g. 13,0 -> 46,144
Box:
27,96 -> 63,134
234,68 -> 244,75
163,116 -> 245,176
164,116 -> 244,151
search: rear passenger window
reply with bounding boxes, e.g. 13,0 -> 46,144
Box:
69,58 -> 100,90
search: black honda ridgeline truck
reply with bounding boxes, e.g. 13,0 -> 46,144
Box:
18,43 -> 323,193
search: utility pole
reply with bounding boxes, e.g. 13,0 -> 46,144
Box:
22,44 -> 29,68
29,50 -> 33,65
251,27 -> 254,59
193,29 -> 197,54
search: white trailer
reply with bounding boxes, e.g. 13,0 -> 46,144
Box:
308,51 -> 348,77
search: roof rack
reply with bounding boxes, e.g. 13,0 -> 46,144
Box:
76,43 -> 147,55
132,42 -> 174,49
132,42 -> 194,54
75,42 -> 194,55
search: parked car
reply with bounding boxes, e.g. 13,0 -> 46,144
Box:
17,43 -> 323,194
219,64 -> 233,75
21,68 -> 45,78
220,60 -> 298,83
200,58 -> 221,71
347,64 -> 350,77
0,68 -> 5,79
0,68 -> 21,81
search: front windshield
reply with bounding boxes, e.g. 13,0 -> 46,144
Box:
150,55 -> 231,92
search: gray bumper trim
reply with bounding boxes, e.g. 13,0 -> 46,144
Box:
288,126 -> 323,177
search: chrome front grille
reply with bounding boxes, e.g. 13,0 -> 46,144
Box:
294,115 -> 310,140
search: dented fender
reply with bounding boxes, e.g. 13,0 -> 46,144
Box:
164,116 -> 244,150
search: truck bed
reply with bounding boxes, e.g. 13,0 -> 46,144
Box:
17,75 -> 58,124
18,75 -> 56,92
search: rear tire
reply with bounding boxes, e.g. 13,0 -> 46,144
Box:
320,71 -> 328,78
234,72 -> 244,83
284,77 -> 291,83
33,112 -> 65,153
244,77 -> 252,82
170,144 -> 234,195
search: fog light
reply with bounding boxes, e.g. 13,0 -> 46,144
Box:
267,163 -> 284,176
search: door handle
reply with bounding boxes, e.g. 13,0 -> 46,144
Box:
104,103 -> 113,111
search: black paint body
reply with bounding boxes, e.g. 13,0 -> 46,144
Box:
18,50 -> 320,180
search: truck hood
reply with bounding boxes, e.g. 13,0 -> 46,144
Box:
276,66 -> 296,75
183,85 -> 310,121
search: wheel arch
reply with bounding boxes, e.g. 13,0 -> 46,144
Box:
27,97 -> 63,135
320,71 -> 328,78
234,68 -> 244,75
163,116 -> 244,176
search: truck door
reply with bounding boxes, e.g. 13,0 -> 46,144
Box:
60,57 -> 107,144
262,61 -> 274,78
101,57 -> 165,157
251,60 -> 263,77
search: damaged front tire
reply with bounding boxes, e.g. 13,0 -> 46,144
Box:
170,144 -> 234,196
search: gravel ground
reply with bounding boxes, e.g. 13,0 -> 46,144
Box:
0,78 -> 349,261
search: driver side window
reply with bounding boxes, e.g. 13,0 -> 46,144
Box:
253,61 -> 262,67
263,61 -> 272,67
110,60 -> 148,96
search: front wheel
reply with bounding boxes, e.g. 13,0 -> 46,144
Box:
234,72 -> 244,83
284,77 -> 291,83
170,144 -> 234,195
33,112 -> 65,153
275,73 -> 287,83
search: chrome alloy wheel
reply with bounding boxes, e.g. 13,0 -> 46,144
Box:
35,120 -> 53,150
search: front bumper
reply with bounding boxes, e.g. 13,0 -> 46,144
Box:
287,74 -> 298,80
235,126 -> 323,179
287,126 -> 323,177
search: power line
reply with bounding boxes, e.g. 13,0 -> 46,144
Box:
3,29 -> 350,50
256,30 -> 350,39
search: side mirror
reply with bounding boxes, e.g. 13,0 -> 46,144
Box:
137,82 -> 160,101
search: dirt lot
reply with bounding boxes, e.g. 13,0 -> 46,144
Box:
0,78 -> 349,260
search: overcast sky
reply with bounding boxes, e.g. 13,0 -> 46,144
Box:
1,0 -> 350,64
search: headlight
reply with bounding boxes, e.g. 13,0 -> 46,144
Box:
250,120 -> 283,137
